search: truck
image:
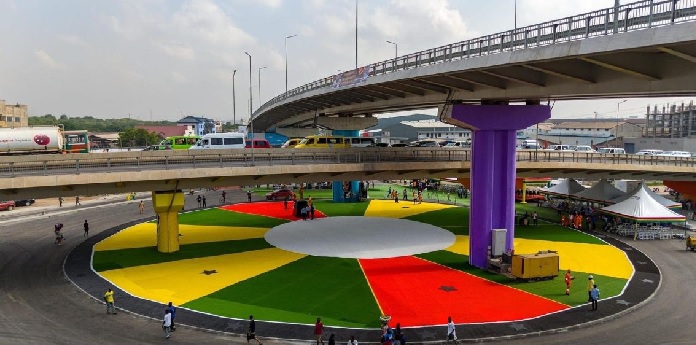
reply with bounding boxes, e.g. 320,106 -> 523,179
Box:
0,126 -> 65,154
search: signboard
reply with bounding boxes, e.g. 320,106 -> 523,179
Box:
331,65 -> 371,89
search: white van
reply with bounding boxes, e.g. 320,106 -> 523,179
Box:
636,149 -> 664,155
346,137 -> 377,147
597,147 -> 626,154
548,145 -> 574,151
574,145 -> 596,153
189,132 -> 245,150
657,150 -> 691,157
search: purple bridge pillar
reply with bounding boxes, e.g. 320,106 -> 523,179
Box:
443,104 -> 550,269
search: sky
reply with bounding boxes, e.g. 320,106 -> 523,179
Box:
1,0 -> 694,123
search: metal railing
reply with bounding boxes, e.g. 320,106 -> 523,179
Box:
255,0 -> 696,115
1,148 -> 695,179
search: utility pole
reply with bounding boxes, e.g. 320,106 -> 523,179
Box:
232,70 -> 237,126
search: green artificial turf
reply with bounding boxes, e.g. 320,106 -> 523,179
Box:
416,250 -> 627,306
405,207 -> 470,235
312,199 -> 369,217
93,238 -> 272,271
183,256 -> 382,328
179,208 -> 287,228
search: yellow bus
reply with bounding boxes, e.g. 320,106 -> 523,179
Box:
294,135 -> 350,148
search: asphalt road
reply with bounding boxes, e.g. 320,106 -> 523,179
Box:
0,189 -> 694,345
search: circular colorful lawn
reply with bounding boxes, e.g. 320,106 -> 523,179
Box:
93,200 -> 633,328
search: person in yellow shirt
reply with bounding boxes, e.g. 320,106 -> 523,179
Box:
104,288 -> 116,315
587,275 -> 595,302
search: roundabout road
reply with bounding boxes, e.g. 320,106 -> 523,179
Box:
0,189 -> 694,344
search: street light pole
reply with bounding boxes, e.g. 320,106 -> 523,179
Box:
232,70 -> 236,126
258,66 -> 267,109
386,40 -> 397,60
244,51 -> 254,165
617,99 -> 627,147
285,34 -> 297,96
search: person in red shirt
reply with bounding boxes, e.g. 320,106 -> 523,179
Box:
314,317 -> 325,345
565,269 -> 574,295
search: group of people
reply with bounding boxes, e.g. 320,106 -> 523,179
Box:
564,270 -> 601,310
313,317 -> 359,345
300,197 -> 316,220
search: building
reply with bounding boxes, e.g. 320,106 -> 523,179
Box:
135,125 -> 187,138
177,116 -> 217,136
644,101 -> 696,138
389,119 -> 472,142
0,100 -> 29,127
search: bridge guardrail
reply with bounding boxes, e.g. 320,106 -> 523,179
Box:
255,0 -> 696,115
1,148 -> 695,178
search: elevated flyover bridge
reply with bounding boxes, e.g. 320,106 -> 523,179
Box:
252,0 -> 696,132
1,148 -> 695,199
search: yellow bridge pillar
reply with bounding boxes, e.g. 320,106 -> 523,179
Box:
521,182 -> 528,203
152,191 -> 185,253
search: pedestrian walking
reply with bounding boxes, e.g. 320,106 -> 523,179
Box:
83,220 -> 89,237
104,288 -> 116,315
167,302 -> 177,331
75,196 -> 81,205
347,335 -> 358,345
532,211 -> 538,226
162,309 -> 172,339
314,317 -> 325,345
565,269 -> 574,295
247,191 -> 252,202
197,195 -> 202,207
139,200 -> 145,214
247,315 -> 262,344
301,206 -> 308,220
58,197 -> 64,207
54,223 -> 65,245
221,190 -> 227,203
590,284 -> 600,311
446,316 -> 457,344
202,196 -> 207,207
403,189 -> 408,201
587,275 -> 595,302
310,204 -> 315,220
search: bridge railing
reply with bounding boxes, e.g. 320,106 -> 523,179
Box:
256,0 -> 696,115
1,148 -> 695,178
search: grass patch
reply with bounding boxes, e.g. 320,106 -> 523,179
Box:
416,250 -> 626,306
183,256 -> 381,327
313,199 -> 370,217
406,207 -> 470,235
179,208 -> 287,228
93,238 -> 272,271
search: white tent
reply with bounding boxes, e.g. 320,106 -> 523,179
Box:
540,178 -> 586,197
572,179 -> 626,203
600,185 -> 686,222
610,183 -> 681,210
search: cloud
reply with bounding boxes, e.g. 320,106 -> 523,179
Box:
157,41 -> 196,60
34,50 -> 66,70
57,34 -> 86,46
255,0 -> 282,8
173,0 -> 254,47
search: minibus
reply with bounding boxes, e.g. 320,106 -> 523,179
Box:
189,133 -> 245,149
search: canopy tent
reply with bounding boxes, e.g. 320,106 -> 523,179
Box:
572,179 -> 626,204
600,186 -> 686,222
540,178 -> 586,197
610,183 -> 681,210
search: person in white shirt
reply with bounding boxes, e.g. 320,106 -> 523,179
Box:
446,316 -> 457,344
346,335 -> 358,344
162,309 -> 172,339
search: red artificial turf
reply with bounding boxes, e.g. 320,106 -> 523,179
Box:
359,256 -> 568,327
220,201 -> 326,221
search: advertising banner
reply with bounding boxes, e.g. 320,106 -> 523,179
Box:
331,65 -> 371,89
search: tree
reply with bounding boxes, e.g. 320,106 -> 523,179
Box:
118,128 -> 163,147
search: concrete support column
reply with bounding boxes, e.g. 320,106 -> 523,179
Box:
443,104 -> 550,269
152,191 -> 185,253
332,129 -> 360,202
521,181 -> 528,203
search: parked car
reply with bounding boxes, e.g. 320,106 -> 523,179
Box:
597,147 -> 626,154
574,145 -> 596,153
636,149 -> 664,155
547,145 -> 575,151
0,200 -> 15,211
14,199 -> 35,207
245,139 -> 271,148
265,189 -> 295,200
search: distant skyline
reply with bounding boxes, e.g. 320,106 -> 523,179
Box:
1,0 -> 694,123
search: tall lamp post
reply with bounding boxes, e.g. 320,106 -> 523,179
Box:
232,70 -> 237,126
617,99 -> 627,147
386,40 -> 397,61
258,66 -> 267,108
244,51 -> 254,165
285,34 -> 297,96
